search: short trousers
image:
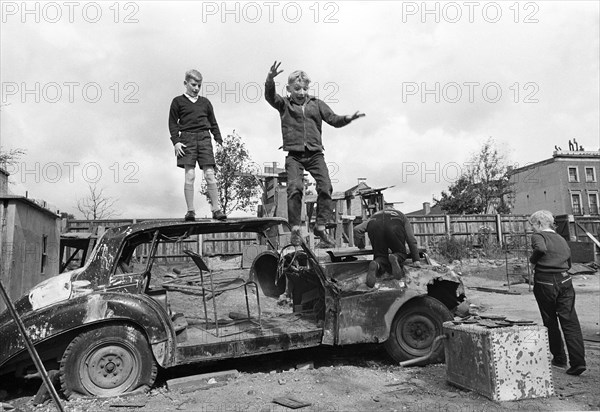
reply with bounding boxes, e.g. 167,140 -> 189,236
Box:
176,131 -> 216,169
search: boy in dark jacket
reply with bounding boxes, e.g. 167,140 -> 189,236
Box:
529,210 -> 586,376
265,61 -> 364,247
354,206 -> 421,288
169,69 -> 226,221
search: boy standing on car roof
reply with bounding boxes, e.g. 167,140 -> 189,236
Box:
264,61 -> 365,247
169,69 -> 227,221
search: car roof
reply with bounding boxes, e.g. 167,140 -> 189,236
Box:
102,217 -> 289,242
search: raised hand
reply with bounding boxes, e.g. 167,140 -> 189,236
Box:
346,111 -> 366,122
267,61 -> 283,81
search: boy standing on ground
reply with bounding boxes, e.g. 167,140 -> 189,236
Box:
265,61 -> 364,247
529,210 -> 586,376
169,69 -> 226,221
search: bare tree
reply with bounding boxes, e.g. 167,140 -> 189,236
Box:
77,184 -> 120,220
0,147 -> 26,169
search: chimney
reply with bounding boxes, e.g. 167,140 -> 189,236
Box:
423,202 -> 431,215
0,167 -> 8,196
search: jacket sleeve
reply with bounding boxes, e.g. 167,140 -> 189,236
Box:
318,100 -> 351,128
529,233 -> 547,264
207,100 -> 222,142
403,218 -> 421,262
265,80 -> 285,112
168,98 -> 181,145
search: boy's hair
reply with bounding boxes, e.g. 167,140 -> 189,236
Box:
529,210 -> 554,229
185,69 -> 203,83
287,70 -> 310,86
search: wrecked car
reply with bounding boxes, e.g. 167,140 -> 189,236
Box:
0,217 -> 465,398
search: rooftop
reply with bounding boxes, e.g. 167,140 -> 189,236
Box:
510,149 -> 600,174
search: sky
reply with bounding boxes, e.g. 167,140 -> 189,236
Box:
1,0 -> 599,219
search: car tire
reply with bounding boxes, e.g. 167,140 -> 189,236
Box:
59,324 -> 157,398
384,296 -> 452,365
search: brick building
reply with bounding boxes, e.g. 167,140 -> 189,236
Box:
509,150 -> 600,216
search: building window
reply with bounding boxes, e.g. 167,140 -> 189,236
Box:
589,193 -> 599,215
585,167 -> 596,182
571,193 -> 582,215
41,235 -> 48,274
568,167 -> 579,182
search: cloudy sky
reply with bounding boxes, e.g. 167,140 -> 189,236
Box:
1,0 -> 599,219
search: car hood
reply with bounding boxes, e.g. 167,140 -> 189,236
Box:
0,268 -> 89,323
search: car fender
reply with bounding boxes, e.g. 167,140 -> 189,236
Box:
0,292 -> 177,370
335,288 -> 423,345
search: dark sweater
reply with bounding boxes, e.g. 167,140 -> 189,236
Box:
529,231 -> 571,274
354,209 -> 420,262
264,79 -> 349,152
168,95 -> 221,145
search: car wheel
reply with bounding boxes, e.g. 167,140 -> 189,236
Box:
384,296 -> 452,365
60,324 -> 157,398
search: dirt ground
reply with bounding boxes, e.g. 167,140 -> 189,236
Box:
1,260 -> 599,412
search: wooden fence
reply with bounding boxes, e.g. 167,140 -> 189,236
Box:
555,215 -> 600,243
407,214 -> 531,248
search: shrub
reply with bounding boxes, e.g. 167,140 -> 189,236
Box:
429,235 -> 466,262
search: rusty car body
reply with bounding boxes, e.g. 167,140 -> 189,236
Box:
0,217 -> 465,398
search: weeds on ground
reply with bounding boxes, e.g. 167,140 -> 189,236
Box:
428,234 -> 506,263
428,235 -> 466,263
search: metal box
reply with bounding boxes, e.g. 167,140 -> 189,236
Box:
443,322 -> 554,401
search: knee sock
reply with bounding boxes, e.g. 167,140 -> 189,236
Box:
184,182 -> 194,211
204,167 -> 220,211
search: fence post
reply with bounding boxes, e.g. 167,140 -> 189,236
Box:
496,214 -> 503,247
570,214 -> 578,241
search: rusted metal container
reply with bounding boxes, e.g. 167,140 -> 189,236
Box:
443,322 -> 554,401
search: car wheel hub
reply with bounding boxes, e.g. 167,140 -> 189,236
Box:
402,315 -> 435,350
84,347 -> 136,390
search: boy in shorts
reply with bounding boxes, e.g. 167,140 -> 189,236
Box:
169,69 -> 226,221
265,61 -> 364,247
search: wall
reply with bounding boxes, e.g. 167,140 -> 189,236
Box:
0,200 -> 60,312
511,160 -> 567,215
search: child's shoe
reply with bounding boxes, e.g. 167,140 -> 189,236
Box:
290,227 -> 303,246
212,210 -> 227,220
366,261 -> 379,288
313,228 -> 335,249
566,365 -> 586,376
388,254 -> 405,280
184,210 -> 196,221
